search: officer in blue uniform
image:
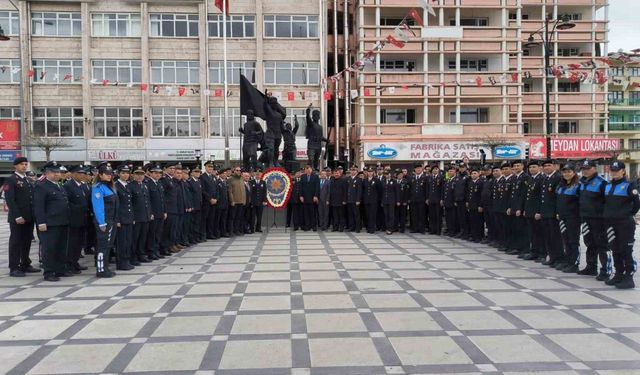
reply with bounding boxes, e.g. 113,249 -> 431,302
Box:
131,165 -> 153,262
63,165 -> 90,273
603,161 -> 639,289
362,167 -> 380,234
578,160 -> 610,279
216,168 -> 230,238
556,163 -> 581,273
92,162 -> 118,278
115,164 -> 136,269
34,161 -> 71,281
454,163 -> 470,239
5,156 -> 40,277
379,170 -> 398,234
145,164 -> 167,258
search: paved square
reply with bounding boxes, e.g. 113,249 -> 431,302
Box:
0,225 -> 639,374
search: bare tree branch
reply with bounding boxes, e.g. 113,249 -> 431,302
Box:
22,134 -> 72,162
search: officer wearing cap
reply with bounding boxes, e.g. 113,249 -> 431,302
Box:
578,160 -> 610,279
6,156 -> 40,277
175,164 -> 191,246
34,161 -> 70,281
216,167 -> 231,237
114,164 -> 136,269
495,161 -> 513,251
201,161 -> 219,239
63,165 -> 91,274
131,165 -> 153,263
540,159 -> 563,266
453,162 -> 471,239
507,160 -> 528,255
443,164 -> 458,236
409,163 -> 427,234
602,161 -> 639,289
426,164 -> 443,235
522,161 -> 544,261
467,167 -> 484,242
346,166 -> 363,233
83,166 -> 97,256
489,164 -> 504,248
396,169 -> 409,233
329,166 -> 347,231
555,163 -> 580,273
160,162 -> 181,253
479,164 -> 495,244
144,164 -> 167,258
362,167 -> 380,233
188,165 -> 204,242
380,169 -> 398,234
250,168 -> 267,232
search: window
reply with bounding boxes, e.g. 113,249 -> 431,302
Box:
151,60 -> 199,84
93,108 -> 143,137
558,48 -> 579,57
0,107 -> 21,119
450,18 -> 488,26
32,12 -> 81,36
509,13 -> 529,20
208,14 -> 255,38
380,17 -> 415,26
264,61 -> 319,85
152,107 -> 200,137
0,59 -> 20,83
522,48 -> 530,56
91,13 -> 141,37
209,107 -> 244,137
150,14 -> 198,37
92,60 -> 141,84
523,83 -> 532,92
608,91 -> 624,103
558,121 -> 577,133
380,60 -> 415,71
0,11 -> 19,35
609,114 -> 623,123
380,109 -> 416,124
264,15 -> 318,38
523,122 -> 530,134
209,61 -> 256,84
558,82 -> 580,92
448,59 -> 488,72
32,60 -> 82,83
32,107 -> 84,137
286,108 -> 308,136
449,108 -> 489,123
628,68 -> 640,77
629,91 -> 640,105
609,67 -> 624,77
559,13 -> 582,21
629,139 -> 640,150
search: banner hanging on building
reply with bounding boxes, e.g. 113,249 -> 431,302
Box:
0,120 -> 21,150
528,137 -> 620,159
262,167 -> 293,210
363,142 -> 491,161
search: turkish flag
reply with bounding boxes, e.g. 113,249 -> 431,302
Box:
364,88 -> 371,96
386,35 -> 405,48
323,91 -> 332,100
0,120 -> 20,150
409,8 -> 424,27
287,92 -> 295,101
214,89 -> 223,97
140,83 -> 148,92
178,87 -> 186,96
214,0 -> 229,15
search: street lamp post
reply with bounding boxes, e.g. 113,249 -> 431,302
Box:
524,17 -> 575,159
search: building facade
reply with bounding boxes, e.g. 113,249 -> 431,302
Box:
0,0 -> 325,173
608,62 -> 640,176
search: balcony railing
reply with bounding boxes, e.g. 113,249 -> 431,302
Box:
608,99 -> 640,106
609,122 -> 640,131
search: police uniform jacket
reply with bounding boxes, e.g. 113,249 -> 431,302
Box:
467,178 -> 483,210
291,177 -> 303,205
579,174 -> 607,218
380,177 -> 398,205
408,174 -> 427,203
34,179 -> 69,227
540,171 -> 561,218
116,180 -> 134,225
397,178 -> 410,205
480,176 -> 493,210
217,178 -> 230,210
145,177 -> 166,218
523,173 -> 543,218
131,181 -> 152,222
443,177 -> 456,208
92,182 -> 118,226
251,179 -> 267,206
428,174 -> 444,205
453,172 -> 470,202
201,172 -> 219,203
491,176 -> 504,213
329,176 -> 347,207
603,178 -> 640,219
556,181 -> 580,219
362,177 -> 380,205
63,179 -> 90,227
346,176 -> 363,203
188,178 -> 203,210
509,172 -> 528,212
175,178 -> 187,213
161,175 -> 178,215
4,172 -> 34,223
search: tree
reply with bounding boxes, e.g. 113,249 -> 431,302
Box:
470,135 -> 518,161
22,134 -> 72,161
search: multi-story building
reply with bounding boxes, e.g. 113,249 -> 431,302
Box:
608,61 -> 640,176
352,0 -> 609,166
0,0 -> 324,173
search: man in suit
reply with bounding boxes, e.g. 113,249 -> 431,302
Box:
300,165 -> 320,231
201,161 -> 219,239
329,167 -> 347,231
63,165 -> 90,274
251,169 -> 267,232
145,164 -> 167,258
362,167 -> 380,233
34,161 -> 70,282
289,169 -> 304,231
5,156 -> 40,277
346,166 -> 363,232
318,168 -> 331,231
409,163 -> 427,233
242,171 -> 253,233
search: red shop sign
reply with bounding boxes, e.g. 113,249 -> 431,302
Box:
0,120 -> 21,151
529,137 -> 620,159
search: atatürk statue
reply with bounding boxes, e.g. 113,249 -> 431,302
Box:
281,115 -> 299,169
239,109 -> 264,171
305,104 -> 327,170
263,96 -> 287,167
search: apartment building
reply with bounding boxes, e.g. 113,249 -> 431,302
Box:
608,62 -> 640,176
0,0 -> 324,172
353,0 -> 609,165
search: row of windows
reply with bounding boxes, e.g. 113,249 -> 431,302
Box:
1,11 -> 319,38
0,60 -> 318,85
609,67 -> 640,77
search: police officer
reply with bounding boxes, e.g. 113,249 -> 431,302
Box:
6,156 -> 40,277
145,164 -> 167,258
507,160 -> 528,255
131,165 -> 153,263
290,169 -> 304,231
91,162 -> 118,278
251,168 -> 267,232
490,165 -> 504,248
63,165 -> 90,273
556,163 -> 580,273
443,164 -> 458,236
34,161 -> 70,282
362,168 -> 380,233
179,166 -> 193,245
540,159 -> 563,266
479,164 -> 495,244
300,165 -> 320,231
497,162 -> 513,251
454,163 -> 471,239
379,170 -> 397,234
602,161 -> 639,289
201,161 -> 219,239
409,163 -> 427,233
161,163 -> 180,253
578,160 -> 610,279
467,167 -> 484,242
188,166 -> 204,242
115,164 -> 136,269
329,167 -> 347,232
522,161 -> 544,261
427,165 -> 443,235
216,169 -> 230,237
346,166 -> 363,232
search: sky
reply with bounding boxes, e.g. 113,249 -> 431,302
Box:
608,0 -> 640,52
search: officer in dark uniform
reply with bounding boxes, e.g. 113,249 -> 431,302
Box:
427,165 -> 443,235
395,169 -> 409,233
63,165 -> 90,273
290,169 -> 304,231
346,166 -> 363,232
380,170 -> 398,234
362,167 -> 380,233
299,165 -> 320,231
540,159 -> 563,266
179,166 -> 193,245
467,167 -> 484,242
251,169 -> 267,232
409,163 -> 427,233
145,164 -> 167,258
507,160 -> 528,255
329,167 -> 347,231
188,166 -> 204,242
216,169 -> 230,237
578,160 -> 610,279
201,161 -> 219,239
131,165 -> 153,263
443,164 -> 458,236
490,165 -> 504,248
479,164 -> 494,244
115,164 -> 136,269
84,167 -> 97,256
92,162 -> 118,278
453,162 -> 471,239
522,161 -> 544,261
602,161 -> 639,289
6,156 -> 40,277
160,163 -> 180,253
497,161 -> 514,251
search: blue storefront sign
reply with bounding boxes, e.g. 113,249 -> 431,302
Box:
0,151 -> 21,162
367,145 -> 398,159
494,146 -> 522,159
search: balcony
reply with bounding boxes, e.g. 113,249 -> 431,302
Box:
609,122 -> 640,132
608,99 -> 640,107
